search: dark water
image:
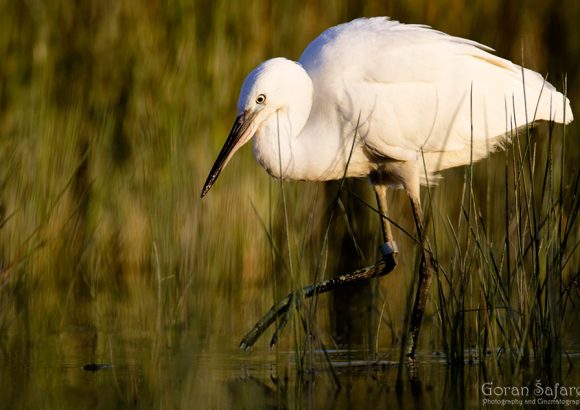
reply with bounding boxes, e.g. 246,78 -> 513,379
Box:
2,327 -> 579,409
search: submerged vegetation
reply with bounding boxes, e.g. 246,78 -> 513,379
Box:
0,0 -> 578,407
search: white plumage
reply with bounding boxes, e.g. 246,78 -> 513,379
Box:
201,17 -> 573,202
201,16 -> 574,357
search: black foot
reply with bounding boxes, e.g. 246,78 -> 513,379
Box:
239,257 -> 398,350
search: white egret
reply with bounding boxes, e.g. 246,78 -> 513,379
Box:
201,17 -> 573,357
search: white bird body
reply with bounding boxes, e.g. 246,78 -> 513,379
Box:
201,17 -> 574,357
202,16 -> 573,200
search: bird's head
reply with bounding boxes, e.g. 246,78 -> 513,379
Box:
200,58 -> 313,197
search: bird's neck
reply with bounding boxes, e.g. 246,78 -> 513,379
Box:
253,109 -> 370,181
253,111 -> 305,180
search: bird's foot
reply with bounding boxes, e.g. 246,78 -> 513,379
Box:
239,291 -> 296,350
239,259 -> 397,349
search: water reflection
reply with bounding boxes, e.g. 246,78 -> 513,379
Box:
3,328 -> 579,408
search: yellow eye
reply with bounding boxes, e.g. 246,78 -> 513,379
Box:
256,94 -> 266,104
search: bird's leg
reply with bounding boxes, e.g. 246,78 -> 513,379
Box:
239,259 -> 395,350
373,185 -> 398,261
239,186 -> 401,350
406,195 -> 434,360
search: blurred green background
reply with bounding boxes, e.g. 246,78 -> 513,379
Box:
0,0 -> 578,408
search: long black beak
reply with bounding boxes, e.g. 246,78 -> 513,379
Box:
200,111 -> 254,197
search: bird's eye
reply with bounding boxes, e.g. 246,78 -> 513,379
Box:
256,94 -> 266,104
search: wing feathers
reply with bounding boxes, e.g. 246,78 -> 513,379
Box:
300,17 -> 572,167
